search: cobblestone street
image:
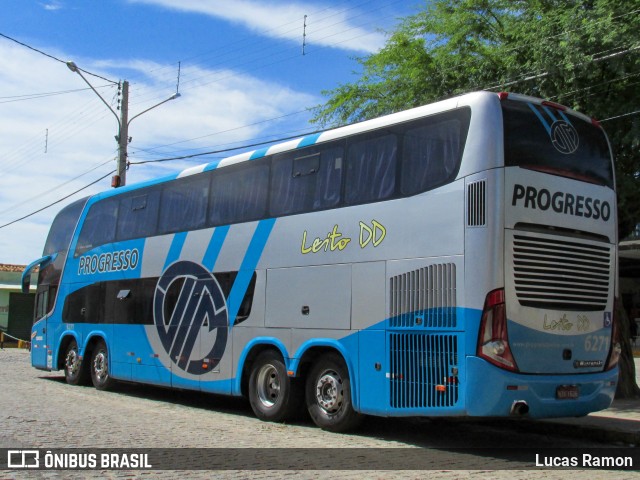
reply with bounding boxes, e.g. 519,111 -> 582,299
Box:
0,349 -> 636,479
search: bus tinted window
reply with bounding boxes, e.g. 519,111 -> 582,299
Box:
502,100 -> 613,187
76,197 -> 118,255
210,163 -> 269,225
117,190 -> 160,240
159,175 -> 209,234
43,197 -> 87,256
346,133 -> 397,204
401,118 -> 466,195
270,145 -> 343,216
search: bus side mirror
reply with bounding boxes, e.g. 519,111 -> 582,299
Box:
21,275 -> 30,294
21,254 -> 55,294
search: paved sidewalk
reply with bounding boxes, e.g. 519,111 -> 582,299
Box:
534,397 -> 640,445
530,359 -> 640,445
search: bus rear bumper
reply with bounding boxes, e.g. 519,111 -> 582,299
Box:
465,357 -> 618,418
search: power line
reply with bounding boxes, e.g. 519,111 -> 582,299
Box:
132,108 -> 311,156
0,169 -> 115,230
128,128 -> 324,166
601,110 -> 640,122
0,85 -> 113,104
0,158 -> 115,216
0,32 -> 118,84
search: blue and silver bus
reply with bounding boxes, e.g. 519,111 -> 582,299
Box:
24,91 -> 620,431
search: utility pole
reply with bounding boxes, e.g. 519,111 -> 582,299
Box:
117,81 -> 129,187
66,63 -> 180,188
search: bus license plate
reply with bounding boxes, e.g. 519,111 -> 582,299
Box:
556,385 -> 579,400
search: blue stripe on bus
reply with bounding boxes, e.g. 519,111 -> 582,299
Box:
163,231 -> 188,271
527,103 -> 551,134
202,225 -> 230,271
204,159 -> 223,172
227,218 -> 276,326
541,105 -> 558,123
297,132 -> 321,148
250,148 -> 270,160
559,110 -> 572,125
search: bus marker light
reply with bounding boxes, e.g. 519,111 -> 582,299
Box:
498,92 -> 509,100
506,385 -> 528,391
202,363 -> 208,369
287,371 -> 295,376
436,385 -> 446,393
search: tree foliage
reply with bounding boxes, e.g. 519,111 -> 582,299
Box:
313,0 -> 640,398
313,0 -> 640,237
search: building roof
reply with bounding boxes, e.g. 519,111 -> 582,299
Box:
0,264 -> 26,273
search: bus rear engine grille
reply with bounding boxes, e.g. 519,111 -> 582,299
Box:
389,333 -> 459,409
389,263 -> 456,328
512,235 -> 611,311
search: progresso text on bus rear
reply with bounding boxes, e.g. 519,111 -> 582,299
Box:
512,184 -> 611,222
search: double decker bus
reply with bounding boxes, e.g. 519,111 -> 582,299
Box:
23,91 -> 620,432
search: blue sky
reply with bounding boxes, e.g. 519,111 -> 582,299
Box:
0,0 -> 418,264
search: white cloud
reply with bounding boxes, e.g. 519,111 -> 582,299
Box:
40,1 -> 64,11
0,42 -> 318,265
128,0 -> 386,53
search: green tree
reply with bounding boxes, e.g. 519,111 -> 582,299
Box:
314,0 -> 640,398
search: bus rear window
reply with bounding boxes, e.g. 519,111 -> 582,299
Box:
502,100 -> 613,188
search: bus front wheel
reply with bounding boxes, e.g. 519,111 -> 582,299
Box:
248,350 -> 302,422
90,340 -> 114,390
63,339 -> 89,386
305,353 -> 362,432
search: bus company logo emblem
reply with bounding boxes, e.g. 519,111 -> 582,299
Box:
550,120 -> 579,155
153,261 -> 228,375
7,450 -> 39,468
603,311 -> 612,328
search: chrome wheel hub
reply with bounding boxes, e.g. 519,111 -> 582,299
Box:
256,364 -> 280,408
315,371 -> 343,413
66,349 -> 79,376
93,351 -> 108,382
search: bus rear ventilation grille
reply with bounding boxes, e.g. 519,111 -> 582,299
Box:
389,333 -> 459,409
389,263 -> 456,328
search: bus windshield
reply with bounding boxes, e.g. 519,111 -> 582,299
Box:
502,99 -> 613,188
38,197 -> 87,288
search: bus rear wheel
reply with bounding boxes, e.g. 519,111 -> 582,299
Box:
305,353 -> 362,432
248,350 -> 302,422
63,339 -> 89,386
90,340 -> 114,390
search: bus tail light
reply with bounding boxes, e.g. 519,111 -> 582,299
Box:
477,288 -> 518,372
605,299 -> 622,371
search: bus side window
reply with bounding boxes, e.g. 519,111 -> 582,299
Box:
345,133 -> 397,205
117,190 -> 161,241
401,119 -> 462,195
158,175 -> 209,234
270,145 -> 343,216
209,163 -> 269,226
34,287 -> 48,321
75,198 -> 118,256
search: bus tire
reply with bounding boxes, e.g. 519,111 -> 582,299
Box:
90,340 -> 114,390
63,339 -> 89,386
305,352 -> 362,432
248,350 -> 302,422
